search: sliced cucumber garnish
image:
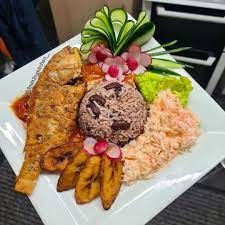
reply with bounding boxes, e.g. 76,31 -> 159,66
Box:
82,28 -> 101,37
81,35 -> 105,44
115,21 -> 155,55
111,8 -> 127,39
148,65 -> 182,77
80,39 -> 103,53
80,6 -> 155,56
117,20 -> 134,44
152,58 -> 192,69
150,47 -> 191,57
102,5 -> 109,17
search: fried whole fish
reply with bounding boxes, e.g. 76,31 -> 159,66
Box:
15,47 -> 86,194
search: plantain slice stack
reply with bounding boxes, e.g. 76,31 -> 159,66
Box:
41,142 -> 83,172
57,150 -> 90,192
75,156 -> 101,204
100,155 -> 123,210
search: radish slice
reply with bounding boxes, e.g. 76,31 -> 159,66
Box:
133,65 -> 146,75
96,50 -> 107,61
98,62 -> 103,68
128,44 -> 141,53
121,52 -> 128,61
104,57 -> 114,65
105,143 -> 122,160
123,64 -> 129,74
106,51 -> 113,58
114,56 -> 126,65
105,74 -> 118,81
88,53 -> 98,64
118,74 -> 125,82
108,65 -> 119,78
94,140 -> 108,154
101,63 -> 109,73
140,53 -> 151,67
91,46 -> 101,53
83,137 -> 97,155
127,57 -> 138,71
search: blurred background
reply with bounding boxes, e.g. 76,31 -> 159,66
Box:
0,1 -> 225,225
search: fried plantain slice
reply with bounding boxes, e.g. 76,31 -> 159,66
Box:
41,142 -> 83,172
75,156 -> 101,204
57,150 -> 89,192
100,155 -> 123,210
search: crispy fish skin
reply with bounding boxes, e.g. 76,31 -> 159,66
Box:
100,155 -> 123,210
75,156 -> 101,204
57,150 -> 90,192
40,142 -> 83,172
15,47 -> 86,195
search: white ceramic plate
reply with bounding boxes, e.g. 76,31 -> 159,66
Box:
0,34 -> 225,225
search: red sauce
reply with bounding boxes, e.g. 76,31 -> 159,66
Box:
82,64 -> 104,82
124,73 -> 136,86
82,63 -> 136,85
11,95 -> 29,123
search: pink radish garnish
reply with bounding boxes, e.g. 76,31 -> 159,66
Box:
127,57 -> 138,71
96,50 -> 107,61
94,140 -> 108,154
88,53 -> 98,64
105,143 -> 122,160
101,63 -> 109,73
128,44 -> 141,53
83,137 -> 97,155
108,65 -> 119,78
133,64 -> 146,74
140,54 -> 152,67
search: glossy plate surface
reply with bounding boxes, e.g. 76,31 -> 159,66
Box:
0,34 -> 225,225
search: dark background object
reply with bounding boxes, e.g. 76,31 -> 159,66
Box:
151,3 -> 225,89
0,0 -> 50,69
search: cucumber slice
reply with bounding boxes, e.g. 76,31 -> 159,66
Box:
111,8 -> 127,25
115,21 -> 155,55
102,5 -> 109,17
95,10 -> 116,48
135,11 -> 149,29
81,35 -> 105,44
144,40 -> 177,53
82,28 -> 103,37
150,47 -> 191,57
111,8 -> 127,39
90,17 -> 115,49
90,17 -> 109,36
114,11 -> 154,55
132,22 -> 155,46
111,22 -> 123,39
80,51 -> 90,60
152,58 -> 186,69
80,39 -> 103,53
95,10 -> 114,35
117,20 -> 134,44
148,65 -> 181,77
84,20 -> 108,39
152,58 -> 193,69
